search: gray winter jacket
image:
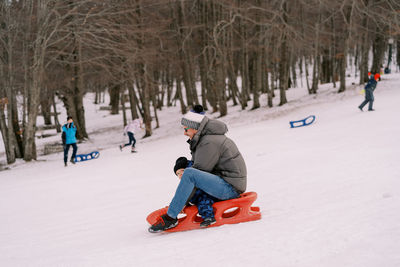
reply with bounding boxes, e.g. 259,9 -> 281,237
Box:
189,117 -> 247,193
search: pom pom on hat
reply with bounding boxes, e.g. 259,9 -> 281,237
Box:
191,105 -> 205,114
174,157 -> 188,174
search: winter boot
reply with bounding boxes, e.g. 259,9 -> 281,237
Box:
131,146 -> 137,153
70,158 -> 75,164
64,162 -> 67,167
119,145 -> 123,151
148,214 -> 178,233
358,106 -> 363,111
200,217 -> 216,228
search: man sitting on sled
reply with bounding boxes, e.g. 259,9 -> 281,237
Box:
149,111 -> 247,233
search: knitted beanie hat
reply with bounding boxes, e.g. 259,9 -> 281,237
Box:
173,157 -> 188,174
181,111 -> 205,130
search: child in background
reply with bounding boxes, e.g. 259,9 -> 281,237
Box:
358,73 -> 380,111
173,157 -> 217,227
120,118 -> 142,153
62,116 -> 78,167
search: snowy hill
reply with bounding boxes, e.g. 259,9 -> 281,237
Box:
1,73 -> 400,267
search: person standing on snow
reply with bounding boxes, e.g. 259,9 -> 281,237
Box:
62,116 -> 78,167
358,73 -> 380,111
149,110 -> 247,233
119,118 -> 142,153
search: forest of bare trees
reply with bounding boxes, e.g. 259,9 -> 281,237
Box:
0,0 -> 399,164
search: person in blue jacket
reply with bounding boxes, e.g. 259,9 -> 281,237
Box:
359,73 -> 380,111
62,116 -> 78,167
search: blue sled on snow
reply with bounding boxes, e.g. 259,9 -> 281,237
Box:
75,151 -> 100,162
290,115 -> 316,128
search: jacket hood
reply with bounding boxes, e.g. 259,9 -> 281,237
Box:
189,117 -> 228,150
200,117 -> 227,136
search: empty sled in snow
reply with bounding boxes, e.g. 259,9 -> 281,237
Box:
289,115 -> 316,128
146,191 -> 261,233
75,151 -> 100,162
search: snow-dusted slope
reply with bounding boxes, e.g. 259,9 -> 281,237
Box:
0,74 -> 399,267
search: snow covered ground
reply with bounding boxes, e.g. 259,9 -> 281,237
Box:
1,73 -> 400,267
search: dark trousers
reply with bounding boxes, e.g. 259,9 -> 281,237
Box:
190,189 -> 217,219
123,132 -> 136,148
359,90 -> 374,110
64,143 -> 78,163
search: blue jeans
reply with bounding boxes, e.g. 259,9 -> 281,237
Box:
167,168 -> 239,218
359,89 -> 374,110
64,143 -> 77,163
123,132 -> 136,148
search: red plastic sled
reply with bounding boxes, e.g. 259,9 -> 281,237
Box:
147,191 -> 261,232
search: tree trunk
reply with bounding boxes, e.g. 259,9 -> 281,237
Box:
121,90 -> 127,126
52,94 -> 61,133
40,92 -> 52,125
152,90 -> 160,129
251,0 -> 264,109
397,37 -> 400,70
128,82 -> 139,119
1,78 -> 22,163
206,51 -> 218,113
240,44 -> 249,110
176,78 -> 187,114
266,53 -> 273,108
279,1 -> 289,105
298,57 -> 303,88
141,64 -> 152,137
0,10 -> 22,163
215,59 -> 227,117
310,54 -> 319,94
24,66 -> 41,161
330,17 -> 337,88
199,53 -> 209,111
0,97 -> 17,164
279,39 -> 289,105
304,56 -> 311,93
166,69 -> 173,107
360,30 -> 370,84
321,49 -> 331,84
291,53 -> 297,88
226,50 -> 239,107
94,88 -> 100,104
0,103 -> 15,164
252,51 -> 261,110
109,84 -> 120,115
338,2 -> 354,93
338,51 -> 347,93
10,91 -> 23,158
69,40 -> 88,139
370,33 -> 386,74
338,36 -> 349,93
311,12 -> 321,94
174,0 -> 198,108
359,0 -> 370,85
